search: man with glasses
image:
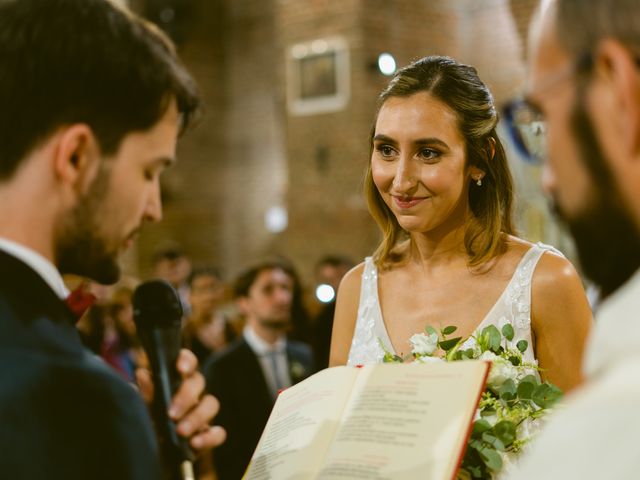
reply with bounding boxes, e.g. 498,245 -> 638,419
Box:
503,0 -> 640,478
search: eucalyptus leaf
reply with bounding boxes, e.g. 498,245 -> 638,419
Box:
481,325 -> 502,352
439,337 -> 462,351
508,354 -> 522,366
532,383 -> 563,408
517,380 -> 535,399
442,325 -> 458,335
516,339 -> 528,353
499,379 -> 517,401
472,419 -> 492,435
481,432 -> 505,452
480,447 -> 503,471
425,325 -> 438,336
520,374 -> 540,386
501,324 -> 515,341
493,420 -> 516,446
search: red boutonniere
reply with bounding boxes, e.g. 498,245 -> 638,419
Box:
65,284 -> 97,322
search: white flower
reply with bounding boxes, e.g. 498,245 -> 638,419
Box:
410,332 -> 439,356
415,355 -> 443,364
487,358 -> 518,388
479,351 -> 499,362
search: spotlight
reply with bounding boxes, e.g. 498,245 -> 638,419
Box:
315,284 -> 335,303
377,53 -> 396,76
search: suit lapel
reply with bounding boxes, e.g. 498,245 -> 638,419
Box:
237,338 -> 274,406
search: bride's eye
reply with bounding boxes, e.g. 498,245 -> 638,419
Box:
419,148 -> 440,161
375,144 -> 397,158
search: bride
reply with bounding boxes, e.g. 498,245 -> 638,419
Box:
330,56 -> 592,393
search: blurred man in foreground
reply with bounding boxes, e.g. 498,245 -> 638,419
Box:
503,0 -> 640,477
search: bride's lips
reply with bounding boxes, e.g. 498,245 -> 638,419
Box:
392,195 -> 428,209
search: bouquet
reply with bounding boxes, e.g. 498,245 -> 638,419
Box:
380,324 -> 562,479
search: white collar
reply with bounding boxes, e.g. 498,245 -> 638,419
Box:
243,325 -> 287,355
584,269 -> 640,378
0,237 -> 69,299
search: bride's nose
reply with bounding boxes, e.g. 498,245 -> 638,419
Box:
392,156 -> 419,192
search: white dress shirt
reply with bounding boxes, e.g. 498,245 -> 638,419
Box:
0,237 -> 69,299
243,325 -> 292,399
507,269 -> 640,479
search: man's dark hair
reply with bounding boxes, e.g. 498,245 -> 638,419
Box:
152,244 -> 187,264
315,255 -> 354,271
233,260 -> 294,299
188,265 -> 222,288
0,0 -> 201,180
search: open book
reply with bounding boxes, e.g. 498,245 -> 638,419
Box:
244,361 -> 489,480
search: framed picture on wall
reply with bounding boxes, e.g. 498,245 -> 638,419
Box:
287,36 -> 350,116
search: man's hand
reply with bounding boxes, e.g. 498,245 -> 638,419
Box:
137,349 -> 226,451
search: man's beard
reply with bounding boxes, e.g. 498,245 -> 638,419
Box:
55,167 -> 122,285
553,94 -> 640,300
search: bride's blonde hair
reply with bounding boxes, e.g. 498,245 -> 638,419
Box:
365,56 -> 515,269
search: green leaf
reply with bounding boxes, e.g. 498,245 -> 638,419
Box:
442,325 -> 458,336
464,348 -> 477,359
508,354 -> 522,366
532,383 -> 563,408
499,379 -> 517,401
520,374 -> 540,386
481,432 -> 505,452
501,324 -> 515,341
493,421 -> 516,447
472,419 -> 492,435
480,406 -> 496,417
481,325 -> 502,352
479,447 -> 503,471
517,379 -> 535,399
439,336 -> 462,351
425,325 -> 438,336
516,340 -> 528,353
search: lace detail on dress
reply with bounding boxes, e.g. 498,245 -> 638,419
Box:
347,258 -> 385,365
347,243 -> 562,366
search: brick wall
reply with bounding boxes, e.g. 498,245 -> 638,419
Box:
130,0 -> 548,286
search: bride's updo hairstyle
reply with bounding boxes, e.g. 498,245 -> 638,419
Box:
365,55 -> 514,269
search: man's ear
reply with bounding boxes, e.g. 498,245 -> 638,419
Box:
593,39 -> 640,158
53,124 -> 100,193
236,297 -> 250,316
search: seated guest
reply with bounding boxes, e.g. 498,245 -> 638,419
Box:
204,259 -> 314,480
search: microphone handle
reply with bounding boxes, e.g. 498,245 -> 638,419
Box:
140,327 -> 195,480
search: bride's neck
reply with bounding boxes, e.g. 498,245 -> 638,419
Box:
408,220 -> 468,268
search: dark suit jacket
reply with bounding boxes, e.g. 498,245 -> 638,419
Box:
0,250 -> 160,479
204,336 -> 314,480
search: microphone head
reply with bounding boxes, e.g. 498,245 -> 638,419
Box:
132,279 -> 183,330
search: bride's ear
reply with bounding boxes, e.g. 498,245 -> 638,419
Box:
53,124 -> 101,194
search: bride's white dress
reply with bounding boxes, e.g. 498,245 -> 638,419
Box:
347,243 -> 559,366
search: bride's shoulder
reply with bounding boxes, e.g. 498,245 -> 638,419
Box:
503,235 -> 582,295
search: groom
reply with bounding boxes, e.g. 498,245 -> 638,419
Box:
0,0 -> 224,478
505,0 -> 640,478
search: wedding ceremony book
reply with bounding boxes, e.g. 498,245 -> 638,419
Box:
243,360 -> 490,480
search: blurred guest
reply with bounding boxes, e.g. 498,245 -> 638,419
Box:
152,243 -> 192,314
312,255 -> 354,369
183,265 -> 235,366
204,259 -> 314,480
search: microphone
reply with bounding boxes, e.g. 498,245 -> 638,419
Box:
133,280 -> 195,480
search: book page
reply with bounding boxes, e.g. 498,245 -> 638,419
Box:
318,361 -> 488,480
244,366 -> 359,480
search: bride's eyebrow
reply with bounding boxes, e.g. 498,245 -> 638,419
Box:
414,138 -> 449,150
373,134 -> 397,144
